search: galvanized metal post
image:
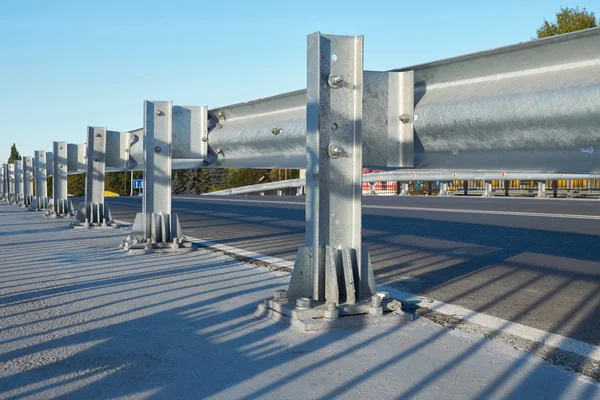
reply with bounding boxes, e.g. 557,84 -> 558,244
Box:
74,127 -> 113,228
439,182 -> 449,196
122,101 -> 191,253
23,156 -> 34,207
7,164 -> 15,204
537,180 -> 547,198
0,164 -> 5,201
48,141 -> 73,217
0,165 -> 4,201
400,182 -> 409,196
14,159 -> 24,207
482,180 -> 493,197
369,182 -> 375,195
287,32 -> 376,306
33,150 -> 49,210
259,33 -> 412,330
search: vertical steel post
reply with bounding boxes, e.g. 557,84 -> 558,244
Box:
482,180 -> 493,197
537,180 -> 547,198
123,101 -> 190,253
14,159 -> 24,206
23,156 -> 34,207
288,32 -> 375,305
463,180 -> 468,195
7,164 -> 15,203
34,150 -> 49,210
400,182 -> 409,196
74,127 -> 112,227
50,141 -> 72,216
439,182 -> 449,196
0,164 -> 5,200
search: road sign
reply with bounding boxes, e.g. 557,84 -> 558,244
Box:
133,179 -> 143,189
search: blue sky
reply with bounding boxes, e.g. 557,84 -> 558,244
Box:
1,0 -> 599,162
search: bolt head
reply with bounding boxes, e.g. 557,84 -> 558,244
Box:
399,114 -> 411,124
271,128 -> 282,135
154,146 -> 161,153
328,144 -> 343,158
201,137 -> 208,142
329,75 -> 344,87
95,133 -> 102,137
155,110 -> 164,116
273,289 -> 288,300
326,301 -> 337,311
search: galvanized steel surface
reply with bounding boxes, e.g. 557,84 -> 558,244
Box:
34,151 -> 48,199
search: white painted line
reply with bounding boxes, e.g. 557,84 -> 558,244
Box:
113,219 -> 294,272
380,285 -> 600,363
181,197 -> 600,221
184,234 -> 294,271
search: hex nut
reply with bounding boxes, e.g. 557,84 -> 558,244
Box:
371,295 -> 382,308
369,307 -> 383,316
324,309 -> 339,320
296,297 -> 311,309
274,289 -> 288,300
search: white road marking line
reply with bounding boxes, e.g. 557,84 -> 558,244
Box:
115,217 -> 600,362
179,197 -> 600,221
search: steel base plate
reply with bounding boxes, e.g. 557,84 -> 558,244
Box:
71,222 -> 116,230
120,240 -> 194,255
258,298 -> 411,332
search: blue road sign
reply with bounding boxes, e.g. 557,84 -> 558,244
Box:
133,179 -> 143,189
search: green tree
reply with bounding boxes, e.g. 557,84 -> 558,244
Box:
213,169 -> 270,191
67,174 -> 85,197
537,6 -> 597,38
8,143 -> 21,164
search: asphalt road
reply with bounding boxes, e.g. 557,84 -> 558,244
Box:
100,195 -> 600,346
